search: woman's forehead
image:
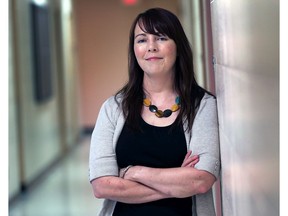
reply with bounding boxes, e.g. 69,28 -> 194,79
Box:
135,21 -> 164,36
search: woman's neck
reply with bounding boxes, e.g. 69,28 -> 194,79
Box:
143,74 -> 175,94
143,75 -> 177,105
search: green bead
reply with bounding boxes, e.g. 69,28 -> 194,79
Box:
175,96 -> 181,105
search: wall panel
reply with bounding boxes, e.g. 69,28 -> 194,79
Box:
210,0 -> 279,215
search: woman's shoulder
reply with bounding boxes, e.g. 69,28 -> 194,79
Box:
202,92 -> 216,102
98,94 -> 124,120
103,95 -> 118,106
196,92 -> 217,116
101,95 -> 122,112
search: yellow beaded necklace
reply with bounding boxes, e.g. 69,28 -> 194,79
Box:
143,96 -> 181,118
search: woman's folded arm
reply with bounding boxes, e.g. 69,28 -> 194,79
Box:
91,176 -> 171,204
123,166 -> 216,198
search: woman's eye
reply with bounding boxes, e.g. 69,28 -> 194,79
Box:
136,39 -> 146,43
158,36 -> 168,41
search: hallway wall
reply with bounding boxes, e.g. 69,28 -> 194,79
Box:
210,1 -> 279,215
9,0 -> 80,199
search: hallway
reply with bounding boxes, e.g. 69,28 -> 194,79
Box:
9,0 -> 280,215
9,136 -> 102,216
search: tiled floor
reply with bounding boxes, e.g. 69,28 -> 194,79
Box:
9,136 -> 103,216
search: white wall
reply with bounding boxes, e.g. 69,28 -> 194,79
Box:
210,1 -> 279,215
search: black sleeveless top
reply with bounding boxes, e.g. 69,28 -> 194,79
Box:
113,117 -> 192,216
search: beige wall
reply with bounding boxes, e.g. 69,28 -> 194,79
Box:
74,0 -> 180,128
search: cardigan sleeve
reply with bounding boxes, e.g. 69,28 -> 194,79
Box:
188,94 -> 221,179
89,97 -> 120,182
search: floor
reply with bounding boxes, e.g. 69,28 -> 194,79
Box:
9,136 -> 104,216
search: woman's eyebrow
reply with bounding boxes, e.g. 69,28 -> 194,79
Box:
134,33 -> 146,39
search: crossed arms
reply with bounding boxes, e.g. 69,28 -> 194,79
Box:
91,151 -> 216,204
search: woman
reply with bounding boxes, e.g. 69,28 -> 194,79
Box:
89,8 -> 220,216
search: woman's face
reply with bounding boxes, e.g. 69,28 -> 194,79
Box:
133,23 -> 177,78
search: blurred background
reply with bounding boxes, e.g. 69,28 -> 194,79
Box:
8,0 -> 279,215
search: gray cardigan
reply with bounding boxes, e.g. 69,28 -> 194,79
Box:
89,93 -> 220,216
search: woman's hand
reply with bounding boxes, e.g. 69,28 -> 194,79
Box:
181,150 -> 199,167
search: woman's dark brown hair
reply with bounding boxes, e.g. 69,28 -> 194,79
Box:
115,7 -> 210,130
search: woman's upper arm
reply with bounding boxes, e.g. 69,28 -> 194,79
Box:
89,98 -> 119,181
189,94 -> 221,179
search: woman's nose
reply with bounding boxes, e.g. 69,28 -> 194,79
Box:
147,41 -> 158,52
148,47 -> 157,52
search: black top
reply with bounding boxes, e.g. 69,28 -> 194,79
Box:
113,117 -> 192,216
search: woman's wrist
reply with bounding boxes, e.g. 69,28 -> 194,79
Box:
119,165 -> 133,178
125,166 -> 148,182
